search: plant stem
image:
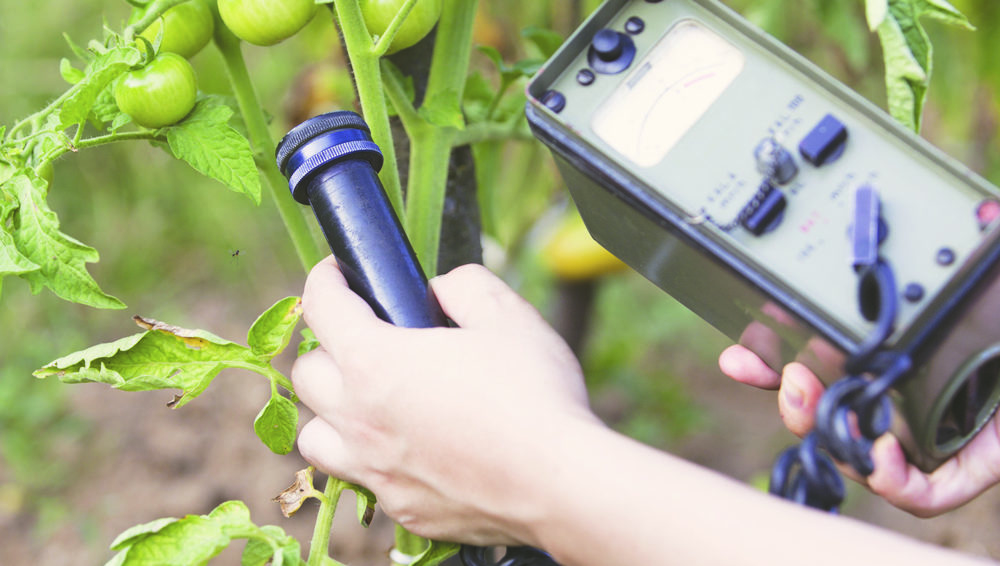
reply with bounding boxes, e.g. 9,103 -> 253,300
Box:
307,476 -> 345,566
213,27 -> 324,274
125,0 -> 190,37
403,0 -> 479,277
331,0 -> 405,221
373,0 -> 420,57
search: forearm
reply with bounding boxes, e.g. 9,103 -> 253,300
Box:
521,418 -> 990,566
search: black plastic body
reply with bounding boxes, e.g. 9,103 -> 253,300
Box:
302,159 -> 447,328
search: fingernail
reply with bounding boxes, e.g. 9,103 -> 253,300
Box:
783,383 -> 804,409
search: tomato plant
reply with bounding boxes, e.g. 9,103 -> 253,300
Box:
217,0 -> 318,46
139,0 -> 215,58
360,0 -> 443,54
0,0 -> 984,565
114,52 -> 198,128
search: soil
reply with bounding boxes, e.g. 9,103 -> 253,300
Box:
2,294 -> 999,565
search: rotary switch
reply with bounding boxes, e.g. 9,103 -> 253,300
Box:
587,28 -> 636,75
754,138 -> 798,185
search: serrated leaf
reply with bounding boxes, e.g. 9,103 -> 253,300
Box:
166,99 -> 261,204
248,296 -> 303,358
60,58 -> 85,85
874,0 -> 973,131
34,315 -> 262,408
297,328 -> 320,356
521,26 -> 564,59
119,515 -> 229,566
254,392 -> 298,455
419,89 -> 465,130
59,47 -> 141,129
110,517 -> 180,550
10,173 -> 124,309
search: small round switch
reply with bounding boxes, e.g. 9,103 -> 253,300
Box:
587,29 -> 636,75
754,138 -> 798,185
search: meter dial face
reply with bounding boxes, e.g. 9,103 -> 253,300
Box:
593,20 -> 745,167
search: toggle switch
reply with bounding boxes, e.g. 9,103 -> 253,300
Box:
800,114 -> 848,166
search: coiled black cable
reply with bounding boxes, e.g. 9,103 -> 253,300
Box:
769,257 -> 912,511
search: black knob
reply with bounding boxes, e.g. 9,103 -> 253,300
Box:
592,29 -> 623,61
587,29 -> 636,75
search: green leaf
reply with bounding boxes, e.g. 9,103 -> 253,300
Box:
166,98 -> 262,204
521,26 -> 564,59
241,537 -> 275,566
110,517 -> 180,550
0,177 -> 40,282
63,32 -> 93,64
348,483 -> 377,528
419,89 -> 465,130
297,328 -> 320,356
10,173 -> 125,309
34,315 -> 261,408
89,83 -> 127,130
59,46 -> 142,129
411,541 -> 460,566
119,515 -> 230,566
253,392 -> 298,455
247,296 -> 303,358
207,500 -> 254,537
873,0 -> 973,131
867,0 -> 889,29
59,58 -> 85,85
0,223 -> 41,278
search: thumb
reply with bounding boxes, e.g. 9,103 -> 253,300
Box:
430,264 -> 550,331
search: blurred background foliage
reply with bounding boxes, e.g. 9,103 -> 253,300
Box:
0,0 -> 998,561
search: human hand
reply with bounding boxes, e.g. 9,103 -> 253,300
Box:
719,344 -> 1000,517
292,257 -> 599,545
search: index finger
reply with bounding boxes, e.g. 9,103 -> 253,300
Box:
302,255 -> 391,356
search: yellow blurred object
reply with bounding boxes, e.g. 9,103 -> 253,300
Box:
0,483 -> 25,516
542,212 -> 628,280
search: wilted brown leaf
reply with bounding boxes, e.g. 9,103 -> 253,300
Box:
273,467 -> 322,517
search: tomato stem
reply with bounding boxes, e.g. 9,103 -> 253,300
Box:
307,476 -> 346,566
331,0 -> 406,224
213,25 -> 325,274
372,0 -> 420,58
402,0 -> 478,278
126,0 -> 190,38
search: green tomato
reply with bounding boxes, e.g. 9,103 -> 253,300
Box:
114,53 -> 198,129
360,0 -> 442,54
140,0 -> 215,58
217,0 -> 317,46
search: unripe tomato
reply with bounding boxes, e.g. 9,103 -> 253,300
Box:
541,212 -> 628,280
217,0 -> 317,46
360,0 -> 442,54
114,53 -> 198,128
140,0 -> 215,58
